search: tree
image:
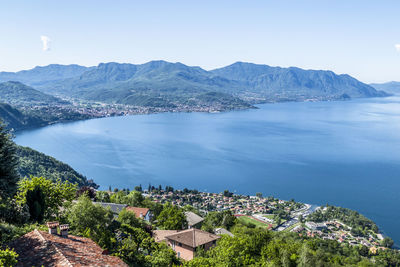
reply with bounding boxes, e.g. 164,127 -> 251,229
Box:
0,248 -> 18,267
95,191 -> 111,202
145,242 -> 180,266
16,176 -> 77,221
256,192 -> 263,198
25,184 -> 45,222
0,122 -> 19,200
117,209 -> 145,229
123,191 -> 144,207
202,210 -> 237,233
156,202 -> 187,230
76,186 -> 96,199
382,237 -> 394,248
223,190 -> 233,197
134,185 -> 142,192
67,195 -> 113,247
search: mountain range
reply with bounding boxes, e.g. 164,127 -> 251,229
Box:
370,82 -> 400,94
0,61 -> 389,108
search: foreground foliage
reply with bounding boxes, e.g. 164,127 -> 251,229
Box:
16,176 -> 76,222
185,225 -> 400,267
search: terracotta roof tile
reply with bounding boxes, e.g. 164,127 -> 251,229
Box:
9,229 -> 128,266
165,228 -> 220,248
126,206 -> 149,218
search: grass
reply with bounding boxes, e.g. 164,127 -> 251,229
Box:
237,216 -> 271,229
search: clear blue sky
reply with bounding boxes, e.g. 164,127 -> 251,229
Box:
0,0 -> 399,83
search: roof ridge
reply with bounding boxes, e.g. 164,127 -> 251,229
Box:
35,229 -> 73,267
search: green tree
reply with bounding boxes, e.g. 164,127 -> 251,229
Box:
16,176 -> 76,221
123,191 -> 144,207
156,202 -> 187,230
145,242 -> 180,266
202,210 -> 237,233
0,248 -> 18,267
95,190 -> 111,202
25,184 -> 45,222
256,192 -> 263,198
0,122 -> 19,200
381,237 -> 394,248
117,208 -> 145,228
68,195 -> 113,234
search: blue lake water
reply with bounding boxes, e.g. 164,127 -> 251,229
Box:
14,96 -> 400,243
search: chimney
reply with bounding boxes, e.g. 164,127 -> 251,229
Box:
47,221 -> 59,235
60,224 -> 70,238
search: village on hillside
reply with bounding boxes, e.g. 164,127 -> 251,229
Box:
143,187 -> 387,253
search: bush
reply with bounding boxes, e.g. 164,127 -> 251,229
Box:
0,248 -> 18,267
0,199 -> 29,225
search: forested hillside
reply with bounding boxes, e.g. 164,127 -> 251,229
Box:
0,81 -> 66,107
16,146 -> 94,187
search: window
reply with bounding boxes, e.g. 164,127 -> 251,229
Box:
178,242 -> 182,247
177,252 -> 181,258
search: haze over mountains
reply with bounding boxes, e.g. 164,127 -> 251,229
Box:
370,82 -> 400,95
0,61 -> 389,108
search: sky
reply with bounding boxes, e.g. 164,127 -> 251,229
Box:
0,0 -> 399,83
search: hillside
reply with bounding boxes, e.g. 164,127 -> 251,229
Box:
0,102 -> 92,132
0,64 -> 91,88
34,61 -> 249,109
211,62 -> 389,102
1,61 -> 389,109
370,81 -> 400,94
16,146 -> 96,187
0,81 -> 67,106
0,103 -> 44,130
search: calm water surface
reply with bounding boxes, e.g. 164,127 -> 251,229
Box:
15,96 -> 400,243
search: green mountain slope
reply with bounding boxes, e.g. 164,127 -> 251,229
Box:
0,81 -> 67,106
0,103 -> 44,130
36,61 -> 249,109
16,146 -> 96,187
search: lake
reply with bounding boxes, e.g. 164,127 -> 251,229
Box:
14,96 -> 400,243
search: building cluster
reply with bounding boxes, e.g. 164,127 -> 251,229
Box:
146,190 -> 304,216
292,219 -> 386,251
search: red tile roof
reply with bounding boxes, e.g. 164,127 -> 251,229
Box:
9,229 -> 128,266
165,228 -> 221,248
126,206 -> 149,218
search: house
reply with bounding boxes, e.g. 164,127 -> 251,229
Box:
9,224 -> 127,266
125,206 -> 152,221
164,228 -> 220,261
305,222 -> 327,231
184,211 -> 204,229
